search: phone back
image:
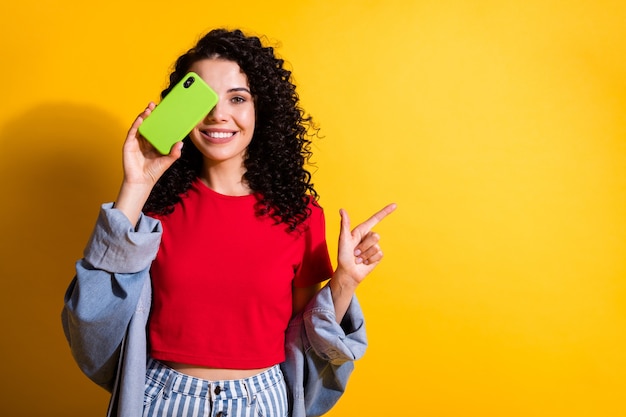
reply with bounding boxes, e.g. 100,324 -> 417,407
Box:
139,72 -> 219,154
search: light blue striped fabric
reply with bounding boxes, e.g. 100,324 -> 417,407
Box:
143,358 -> 288,417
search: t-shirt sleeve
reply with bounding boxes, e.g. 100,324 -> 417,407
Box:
293,202 -> 334,288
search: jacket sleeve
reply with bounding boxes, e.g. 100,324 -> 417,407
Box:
61,203 -> 161,391
282,284 -> 368,417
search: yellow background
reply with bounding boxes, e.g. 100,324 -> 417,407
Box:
1,0 -> 625,416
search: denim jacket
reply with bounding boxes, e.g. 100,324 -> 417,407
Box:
61,204 -> 367,417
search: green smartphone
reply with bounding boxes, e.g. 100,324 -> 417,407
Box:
139,72 -> 219,154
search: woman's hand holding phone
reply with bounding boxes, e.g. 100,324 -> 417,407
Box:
114,102 -> 184,226
113,72 -> 218,224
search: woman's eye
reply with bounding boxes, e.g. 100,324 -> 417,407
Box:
231,96 -> 246,104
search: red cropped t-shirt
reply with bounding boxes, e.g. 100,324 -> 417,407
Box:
148,179 -> 334,369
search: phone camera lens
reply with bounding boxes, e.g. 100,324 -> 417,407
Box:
184,76 -> 195,88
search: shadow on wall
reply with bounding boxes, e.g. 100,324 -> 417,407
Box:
0,103 -> 126,416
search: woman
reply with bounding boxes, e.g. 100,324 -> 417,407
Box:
63,28 -> 395,417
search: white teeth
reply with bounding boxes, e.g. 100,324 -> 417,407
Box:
206,131 -> 234,139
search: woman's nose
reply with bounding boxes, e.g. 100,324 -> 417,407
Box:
205,101 -> 225,122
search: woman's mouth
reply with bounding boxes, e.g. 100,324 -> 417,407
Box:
200,129 -> 237,143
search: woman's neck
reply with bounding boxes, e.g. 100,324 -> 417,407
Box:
200,161 -> 251,196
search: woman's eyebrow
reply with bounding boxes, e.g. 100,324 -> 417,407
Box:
228,87 -> 252,94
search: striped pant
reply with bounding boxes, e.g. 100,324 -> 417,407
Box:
143,358 -> 289,417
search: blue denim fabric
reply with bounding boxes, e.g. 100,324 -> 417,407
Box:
144,359 -> 288,417
61,203 -> 367,417
282,284 -> 367,417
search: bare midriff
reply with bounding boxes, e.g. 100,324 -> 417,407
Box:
162,361 -> 273,381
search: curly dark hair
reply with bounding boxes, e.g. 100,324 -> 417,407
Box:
143,28 -> 320,230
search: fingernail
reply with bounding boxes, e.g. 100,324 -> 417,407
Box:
355,257 -> 363,264
354,249 -> 361,256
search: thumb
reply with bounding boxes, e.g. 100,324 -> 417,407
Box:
168,141 -> 184,160
339,208 -> 351,239
161,141 -> 184,168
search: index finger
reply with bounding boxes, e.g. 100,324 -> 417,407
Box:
354,203 -> 397,234
128,102 -> 157,137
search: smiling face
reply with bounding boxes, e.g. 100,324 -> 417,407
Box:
188,58 -> 256,170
